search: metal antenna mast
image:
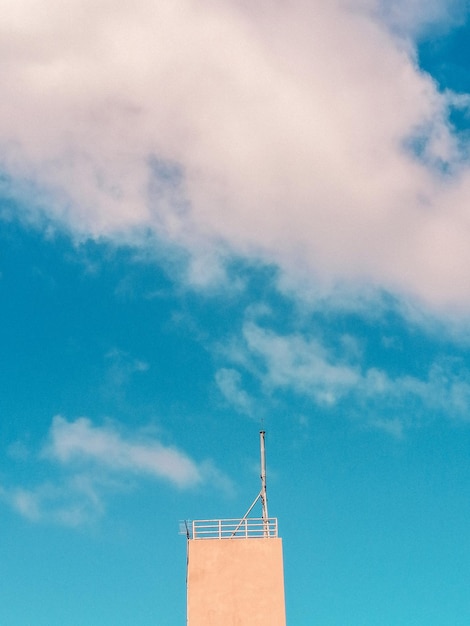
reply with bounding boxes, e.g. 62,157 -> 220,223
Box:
230,430 -> 271,537
260,430 -> 269,523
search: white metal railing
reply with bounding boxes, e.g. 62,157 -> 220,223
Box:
190,518 -> 278,539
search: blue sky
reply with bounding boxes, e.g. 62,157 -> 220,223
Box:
3,1 -> 470,624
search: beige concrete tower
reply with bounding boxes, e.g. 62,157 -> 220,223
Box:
186,432 -> 286,626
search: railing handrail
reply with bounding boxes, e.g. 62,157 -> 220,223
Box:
189,517 -> 278,539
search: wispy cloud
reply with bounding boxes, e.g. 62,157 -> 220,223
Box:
215,367 -> 255,416
1,416 -> 228,526
101,348 -> 149,402
6,475 -> 105,527
243,321 -> 361,406
376,0 -> 467,38
218,316 -> 470,433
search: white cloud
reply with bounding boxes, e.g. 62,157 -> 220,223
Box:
46,415 -> 202,488
0,415 -> 229,526
2,1 -> 470,311
225,319 -> 470,428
